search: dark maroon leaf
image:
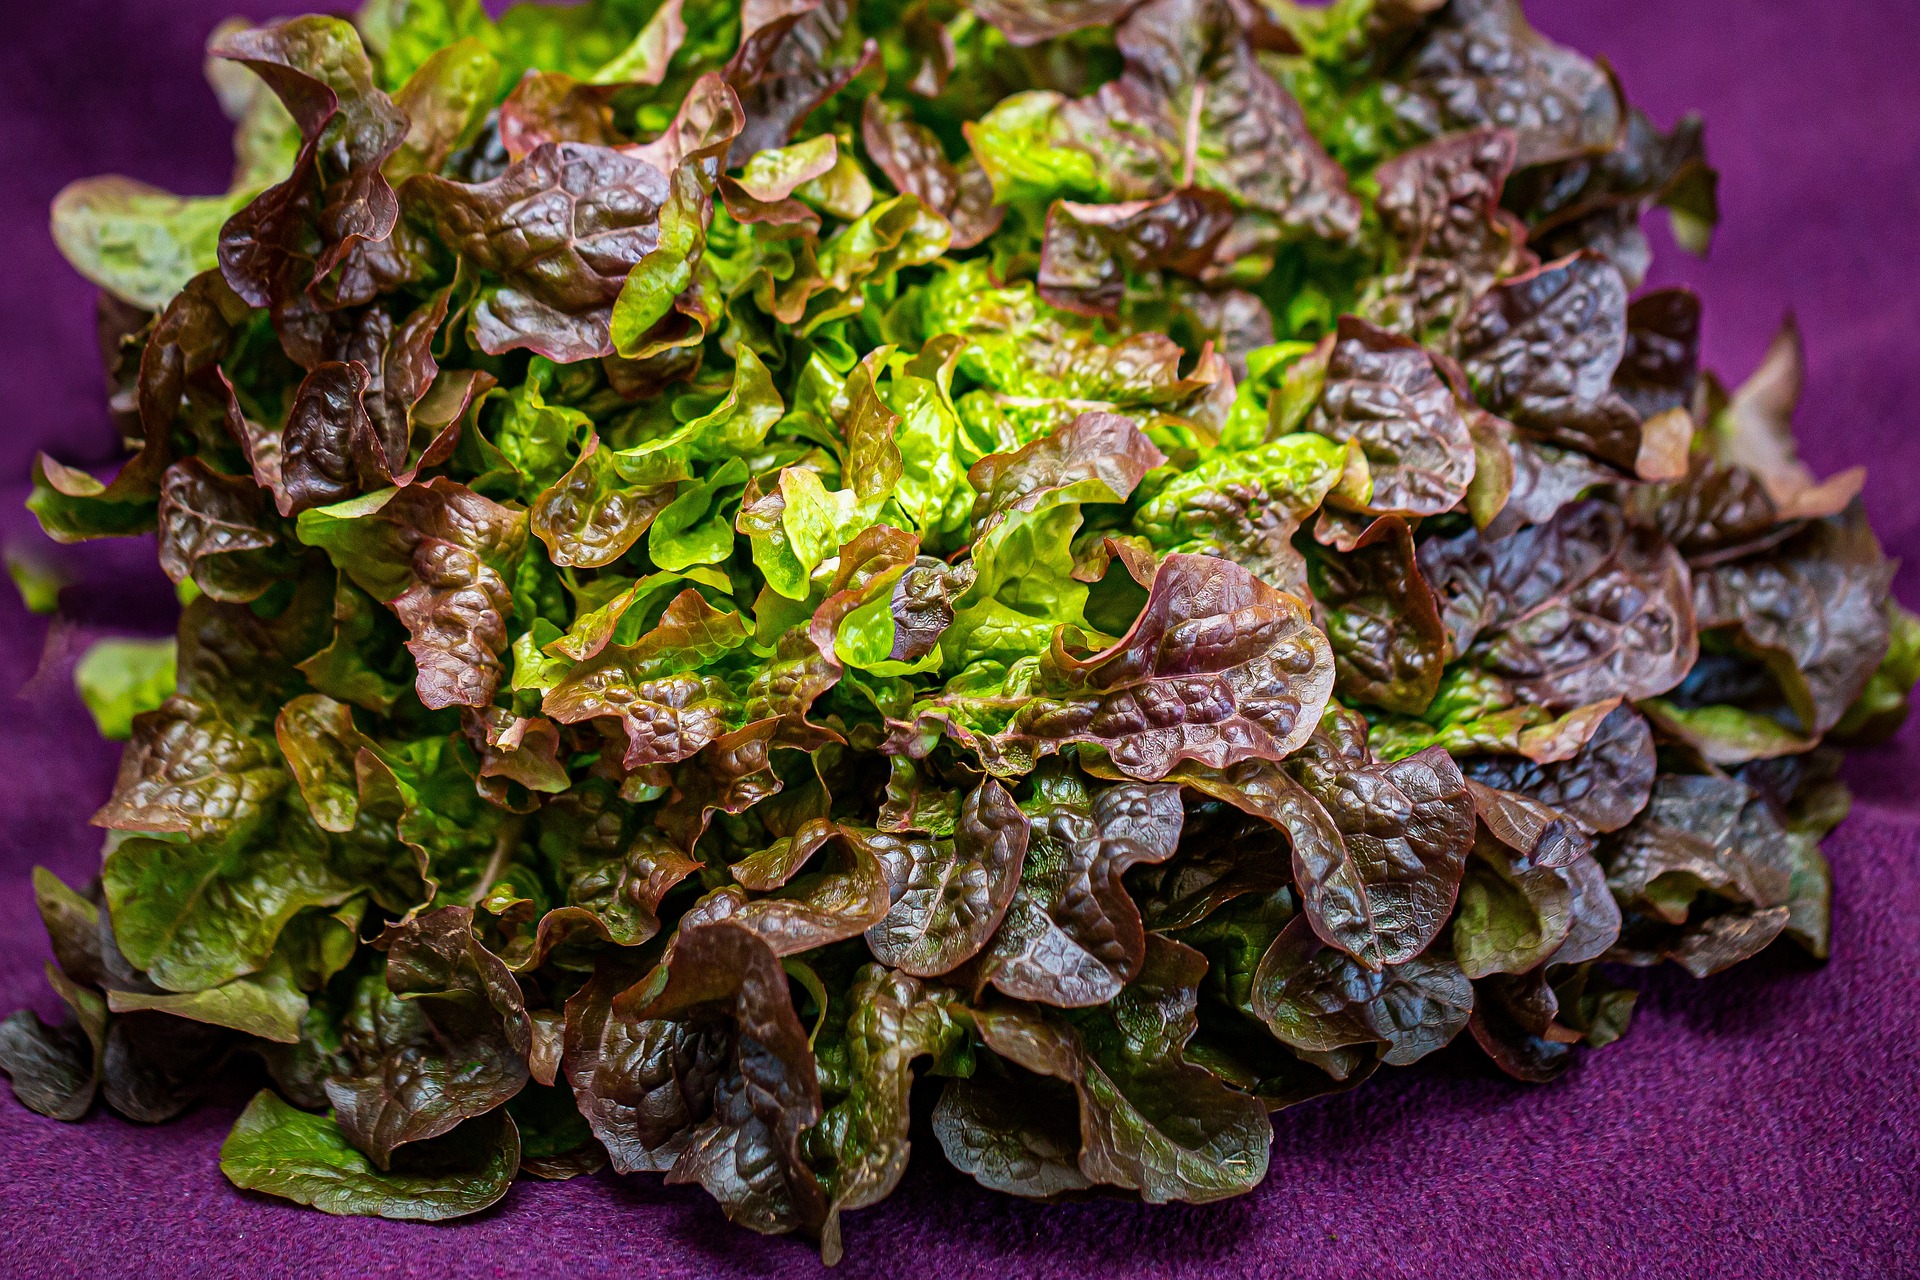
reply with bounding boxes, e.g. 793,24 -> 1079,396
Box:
1614,288 -> 1701,421
1307,316 -> 1474,518
1251,916 -> 1472,1066
497,71 -> 624,161
32,272 -> 247,543
1455,253 -> 1647,472
563,960 -> 726,1174
327,909 -> 532,1168
101,1011 -> 231,1123
967,411 -> 1166,537
1166,283 -> 1275,382
724,0 -> 879,165
1037,189 -> 1237,317
1505,108 -> 1719,287
1383,0 -> 1620,169
1467,969 -> 1575,1083
963,0 -> 1140,45
1464,777 -> 1585,865
865,779 -> 1030,977
1306,514 -> 1446,715
889,557 -> 975,663
528,782 -> 703,965
1691,508 -> 1894,737
862,97 -> 1003,249
1164,705 -> 1474,971
279,362 -> 394,514
410,142 -> 673,361
1416,499 -> 1696,710
1365,128 -> 1534,343
966,937 -> 1271,1201
1598,774 -> 1798,977
214,18 -> 408,314
298,479 -> 528,710
1283,707 -> 1475,968
621,923 -> 829,1237
156,458 -> 287,602
688,832 -> 891,957
979,773 -> 1184,1006
1108,0 -> 1358,240
1478,417 -> 1622,541
1127,804 -> 1293,932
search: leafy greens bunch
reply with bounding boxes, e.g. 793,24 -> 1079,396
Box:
6,0 -> 1915,1260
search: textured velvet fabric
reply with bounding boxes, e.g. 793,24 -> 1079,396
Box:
1,3 -> 1915,1276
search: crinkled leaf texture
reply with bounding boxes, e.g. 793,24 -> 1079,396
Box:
956,937 -> 1271,1203
977,552 -> 1336,780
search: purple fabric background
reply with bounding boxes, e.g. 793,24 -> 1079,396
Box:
2,2 -> 1916,1275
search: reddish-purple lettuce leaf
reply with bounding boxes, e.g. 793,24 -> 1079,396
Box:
1691,508 -> 1893,737
213,18 -> 408,314
1365,128 -> 1534,344
963,0 -> 1140,45
1384,0 -> 1620,169
724,0 -> 878,165
980,552 -> 1335,780
297,479 -> 528,709
1036,189 -> 1238,318
1454,253 -> 1649,474
865,780 -> 1030,977
621,922 -> 829,1237
862,98 -> 1003,250
1458,702 -> 1656,834
563,959 -> 725,1174
1306,515 -> 1446,715
1251,915 -> 1472,1066
544,589 -> 750,769
411,143 -> 674,360
327,909 -> 532,1168
1598,774 -> 1802,976
1417,499 -> 1696,710
979,773 -> 1184,1006
964,937 -> 1271,1202
1308,316 -> 1475,518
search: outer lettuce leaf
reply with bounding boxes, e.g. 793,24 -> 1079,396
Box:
1417,499 -> 1696,710
980,771 -> 1184,1006
221,1090 -> 520,1221
959,937 -> 1271,1202
212,17 -> 409,315
411,142 -> 681,360
1382,0 -> 1619,169
298,480 -> 529,709
326,909 -> 531,1166
619,923 -> 829,1238
967,0 -> 1360,247
52,179 -> 255,313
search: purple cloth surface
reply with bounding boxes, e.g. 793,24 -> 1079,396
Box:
2,1 -> 1917,1276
